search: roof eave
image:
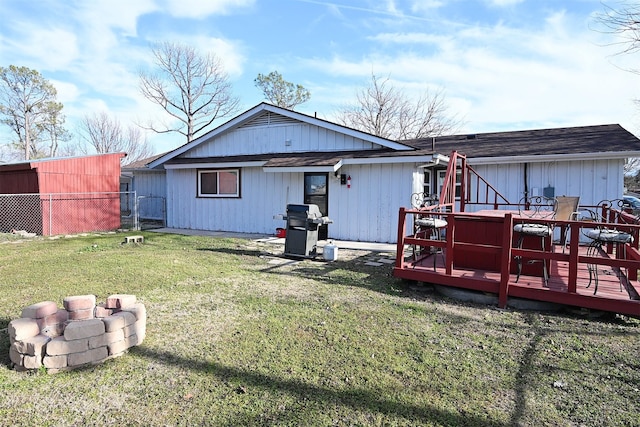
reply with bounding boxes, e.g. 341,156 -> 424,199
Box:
148,103 -> 416,168
468,151 -> 640,165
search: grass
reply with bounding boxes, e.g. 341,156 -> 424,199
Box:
0,231 -> 639,426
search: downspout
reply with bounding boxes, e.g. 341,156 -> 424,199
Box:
523,162 -> 529,206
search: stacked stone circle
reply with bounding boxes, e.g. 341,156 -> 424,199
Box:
8,294 -> 146,373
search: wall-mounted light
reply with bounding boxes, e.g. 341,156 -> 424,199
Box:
285,139 -> 291,146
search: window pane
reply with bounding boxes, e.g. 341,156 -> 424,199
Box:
218,171 -> 238,195
201,172 -> 217,194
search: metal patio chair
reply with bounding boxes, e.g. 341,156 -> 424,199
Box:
411,192 -> 447,271
513,196 -> 555,285
513,196 -> 580,285
581,199 -> 636,294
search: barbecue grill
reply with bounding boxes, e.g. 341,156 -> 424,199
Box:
282,204 -> 332,258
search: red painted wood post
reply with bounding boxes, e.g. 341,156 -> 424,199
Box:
395,207 -> 407,268
568,222 -> 579,293
445,214 -> 454,275
498,213 -> 514,308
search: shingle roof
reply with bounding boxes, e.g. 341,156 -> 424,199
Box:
164,148 -> 425,168
122,152 -> 167,170
401,124 -> 640,158
154,124 -> 640,169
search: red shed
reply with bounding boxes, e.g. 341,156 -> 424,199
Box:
0,153 -> 125,235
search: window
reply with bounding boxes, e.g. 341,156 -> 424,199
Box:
437,169 -> 462,199
197,169 -> 240,198
423,169 -> 432,196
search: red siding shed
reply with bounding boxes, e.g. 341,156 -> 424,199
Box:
0,153 -> 125,235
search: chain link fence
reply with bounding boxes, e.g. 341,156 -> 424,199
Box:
137,195 -> 166,230
0,192 -> 145,236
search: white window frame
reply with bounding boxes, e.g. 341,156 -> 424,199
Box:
197,169 -> 240,198
437,169 -> 462,199
423,169 -> 432,196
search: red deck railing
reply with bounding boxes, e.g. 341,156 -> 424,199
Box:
394,151 -> 640,316
394,205 -> 640,317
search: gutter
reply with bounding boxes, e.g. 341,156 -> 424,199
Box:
468,151 -> 640,165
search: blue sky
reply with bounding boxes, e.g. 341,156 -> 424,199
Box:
1,0 -> 639,155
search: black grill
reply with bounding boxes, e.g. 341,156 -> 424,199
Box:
283,204 -> 332,258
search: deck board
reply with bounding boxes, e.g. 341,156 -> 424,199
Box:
396,245 -> 640,316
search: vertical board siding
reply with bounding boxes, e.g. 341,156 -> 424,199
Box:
0,154 -> 123,235
165,158 -> 624,243
328,163 -> 415,242
134,172 -> 167,197
471,159 -> 625,208
166,163 -> 414,242
184,123 -> 379,158
167,168 -> 304,235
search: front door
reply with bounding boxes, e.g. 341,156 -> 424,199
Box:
304,172 -> 328,240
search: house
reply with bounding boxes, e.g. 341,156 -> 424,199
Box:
0,153 -> 125,235
148,103 -> 640,243
121,153 -> 167,226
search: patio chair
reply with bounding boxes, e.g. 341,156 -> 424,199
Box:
513,196 -> 555,285
554,196 -> 581,252
411,192 -> 447,271
581,199 -> 636,294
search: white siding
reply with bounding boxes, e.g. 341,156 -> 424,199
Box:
165,163 -> 416,243
133,171 -> 166,198
184,122 -> 380,158
470,158 -> 625,210
130,171 -> 166,220
328,163 -> 416,242
167,168 -> 303,235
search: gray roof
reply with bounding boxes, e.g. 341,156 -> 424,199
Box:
152,123 -> 640,170
401,124 -> 640,158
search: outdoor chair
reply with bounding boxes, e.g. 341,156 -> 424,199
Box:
553,196 -> 581,252
513,195 -> 580,286
581,199 -> 636,294
411,192 -> 447,271
513,196 -> 555,285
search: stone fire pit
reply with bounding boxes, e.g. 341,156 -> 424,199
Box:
8,294 -> 146,373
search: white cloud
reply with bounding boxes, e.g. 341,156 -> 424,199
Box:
303,7 -> 640,134
3,26 -> 79,71
160,0 -> 255,19
485,0 -> 524,7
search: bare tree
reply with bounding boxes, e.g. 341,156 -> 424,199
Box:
254,71 -> 310,109
594,2 -> 640,56
335,74 -> 461,140
139,42 -> 240,143
0,65 -> 68,160
593,3 -> 640,172
79,112 -> 154,164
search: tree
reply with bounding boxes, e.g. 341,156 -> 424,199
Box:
79,112 -> 154,164
593,3 -> 640,172
335,74 -> 461,140
0,65 -> 69,160
254,71 -> 310,109
39,101 -> 72,157
139,42 -> 240,144
594,2 -> 640,57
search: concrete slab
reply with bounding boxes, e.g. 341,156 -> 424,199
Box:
150,228 -> 397,253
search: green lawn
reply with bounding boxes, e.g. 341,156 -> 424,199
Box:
0,232 -> 638,426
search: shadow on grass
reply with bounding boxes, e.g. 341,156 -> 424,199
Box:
133,345 -> 508,427
0,317 -> 11,368
197,246 -> 428,300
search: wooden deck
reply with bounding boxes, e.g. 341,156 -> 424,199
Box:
393,208 -> 640,317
